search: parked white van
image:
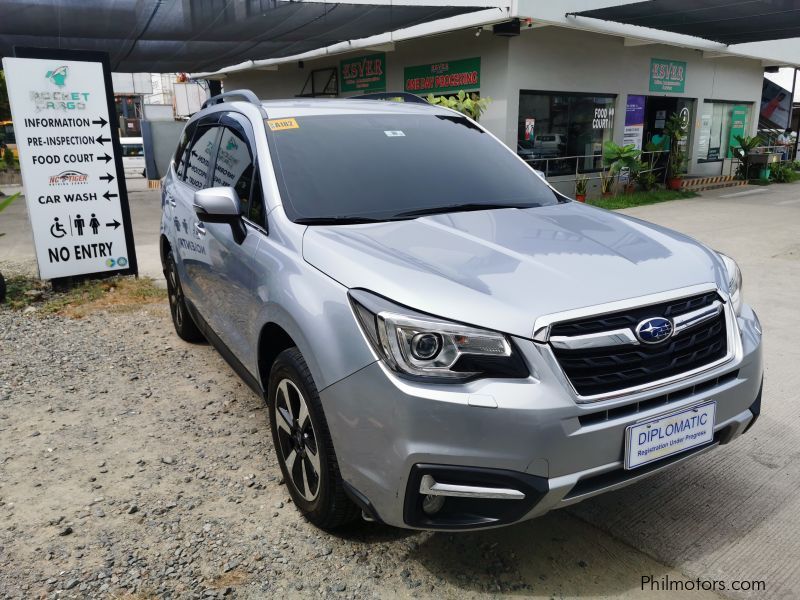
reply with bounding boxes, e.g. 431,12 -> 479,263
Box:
121,137 -> 146,178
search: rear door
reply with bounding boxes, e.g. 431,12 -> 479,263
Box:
170,115 -> 221,316
198,111 -> 263,364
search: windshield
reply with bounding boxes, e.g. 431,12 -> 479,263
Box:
266,113 -> 559,222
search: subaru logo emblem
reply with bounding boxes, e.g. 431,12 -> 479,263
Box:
635,317 -> 673,344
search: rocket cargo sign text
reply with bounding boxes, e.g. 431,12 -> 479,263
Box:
2,54 -> 136,280
404,57 -> 480,95
340,53 -> 386,93
649,58 -> 687,93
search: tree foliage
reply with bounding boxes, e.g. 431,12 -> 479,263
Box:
0,71 -> 10,121
426,90 -> 492,121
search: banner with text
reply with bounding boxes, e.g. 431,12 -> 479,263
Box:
404,57 -> 480,95
623,95 -> 646,150
3,53 -> 136,280
340,53 -> 385,94
649,58 -> 687,93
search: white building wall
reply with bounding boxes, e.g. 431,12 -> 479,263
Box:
224,25 -> 764,176
507,27 -> 764,175
224,29 -> 513,141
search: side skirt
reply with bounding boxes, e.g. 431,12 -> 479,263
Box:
185,299 -> 265,400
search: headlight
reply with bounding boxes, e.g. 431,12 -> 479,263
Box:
349,289 -> 528,381
718,252 -> 743,315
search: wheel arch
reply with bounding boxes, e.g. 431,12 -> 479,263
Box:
257,321 -> 298,397
159,233 -> 172,269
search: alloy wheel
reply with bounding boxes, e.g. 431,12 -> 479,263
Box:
274,378 -> 321,501
166,260 -> 184,328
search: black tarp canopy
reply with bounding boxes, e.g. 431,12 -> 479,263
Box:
0,0 -> 485,73
572,0 -> 800,45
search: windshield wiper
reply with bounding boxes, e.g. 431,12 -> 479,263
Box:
294,216 -> 388,225
393,203 -> 536,218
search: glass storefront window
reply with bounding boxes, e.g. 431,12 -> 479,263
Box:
518,91 -> 616,174
697,102 -> 752,162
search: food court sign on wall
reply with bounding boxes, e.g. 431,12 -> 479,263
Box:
649,58 -> 687,93
404,57 -> 480,95
340,53 -> 385,93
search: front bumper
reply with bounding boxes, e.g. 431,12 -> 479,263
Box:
321,304 -> 763,530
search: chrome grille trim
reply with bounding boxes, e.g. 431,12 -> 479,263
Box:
673,300 -> 723,334
533,284 -> 742,403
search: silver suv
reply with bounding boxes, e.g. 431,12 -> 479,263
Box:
160,90 -> 763,531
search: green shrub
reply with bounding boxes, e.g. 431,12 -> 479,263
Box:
2,147 -> 13,166
636,171 -> 659,191
426,90 -> 492,121
770,162 -> 799,183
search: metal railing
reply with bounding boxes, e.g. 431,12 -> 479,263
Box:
522,150 -> 671,186
722,144 -> 797,178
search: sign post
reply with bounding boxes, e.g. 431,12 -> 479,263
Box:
2,48 -> 137,282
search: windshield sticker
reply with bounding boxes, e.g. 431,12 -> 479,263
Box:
384,130 -> 405,137
267,118 -> 299,131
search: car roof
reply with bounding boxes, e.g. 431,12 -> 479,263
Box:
253,97 -> 454,119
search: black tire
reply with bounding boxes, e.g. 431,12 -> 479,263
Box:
268,348 -> 359,529
0,272 -> 6,304
164,249 -> 204,343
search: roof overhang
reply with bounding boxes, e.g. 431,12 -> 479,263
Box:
570,0 -> 800,46
0,0 -> 499,73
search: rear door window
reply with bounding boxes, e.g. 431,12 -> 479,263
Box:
173,122 -> 197,179
182,126 -> 219,190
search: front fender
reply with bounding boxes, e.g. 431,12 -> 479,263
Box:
251,243 -> 376,392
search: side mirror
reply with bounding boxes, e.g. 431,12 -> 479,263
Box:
193,187 -> 241,223
193,187 -> 246,244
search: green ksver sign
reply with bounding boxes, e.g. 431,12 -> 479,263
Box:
340,53 -> 386,93
649,58 -> 687,93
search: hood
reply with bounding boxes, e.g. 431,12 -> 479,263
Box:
302,202 -> 725,339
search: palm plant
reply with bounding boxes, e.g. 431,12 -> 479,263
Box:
730,134 -> 762,180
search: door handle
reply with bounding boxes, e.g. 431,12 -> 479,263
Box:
168,196 -> 177,207
194,222 -> 206,237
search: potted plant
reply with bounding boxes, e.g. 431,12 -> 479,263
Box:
625,158 -> 644,193
729,134 -> 762,181
574,174 -> 588,202
603,141 -> 641,194
599,170 -> 614,197
664,112 -> 687,189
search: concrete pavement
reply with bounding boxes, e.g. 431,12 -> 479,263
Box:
1,181 -> 799,597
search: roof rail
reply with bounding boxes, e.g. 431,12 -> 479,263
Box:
201,89 -> 262,110
348,91 -> 429,105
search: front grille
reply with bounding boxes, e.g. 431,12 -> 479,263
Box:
578,369 -> 739,426
550,292 -> 728,397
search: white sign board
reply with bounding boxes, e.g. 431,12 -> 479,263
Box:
2,55 -> 135,280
